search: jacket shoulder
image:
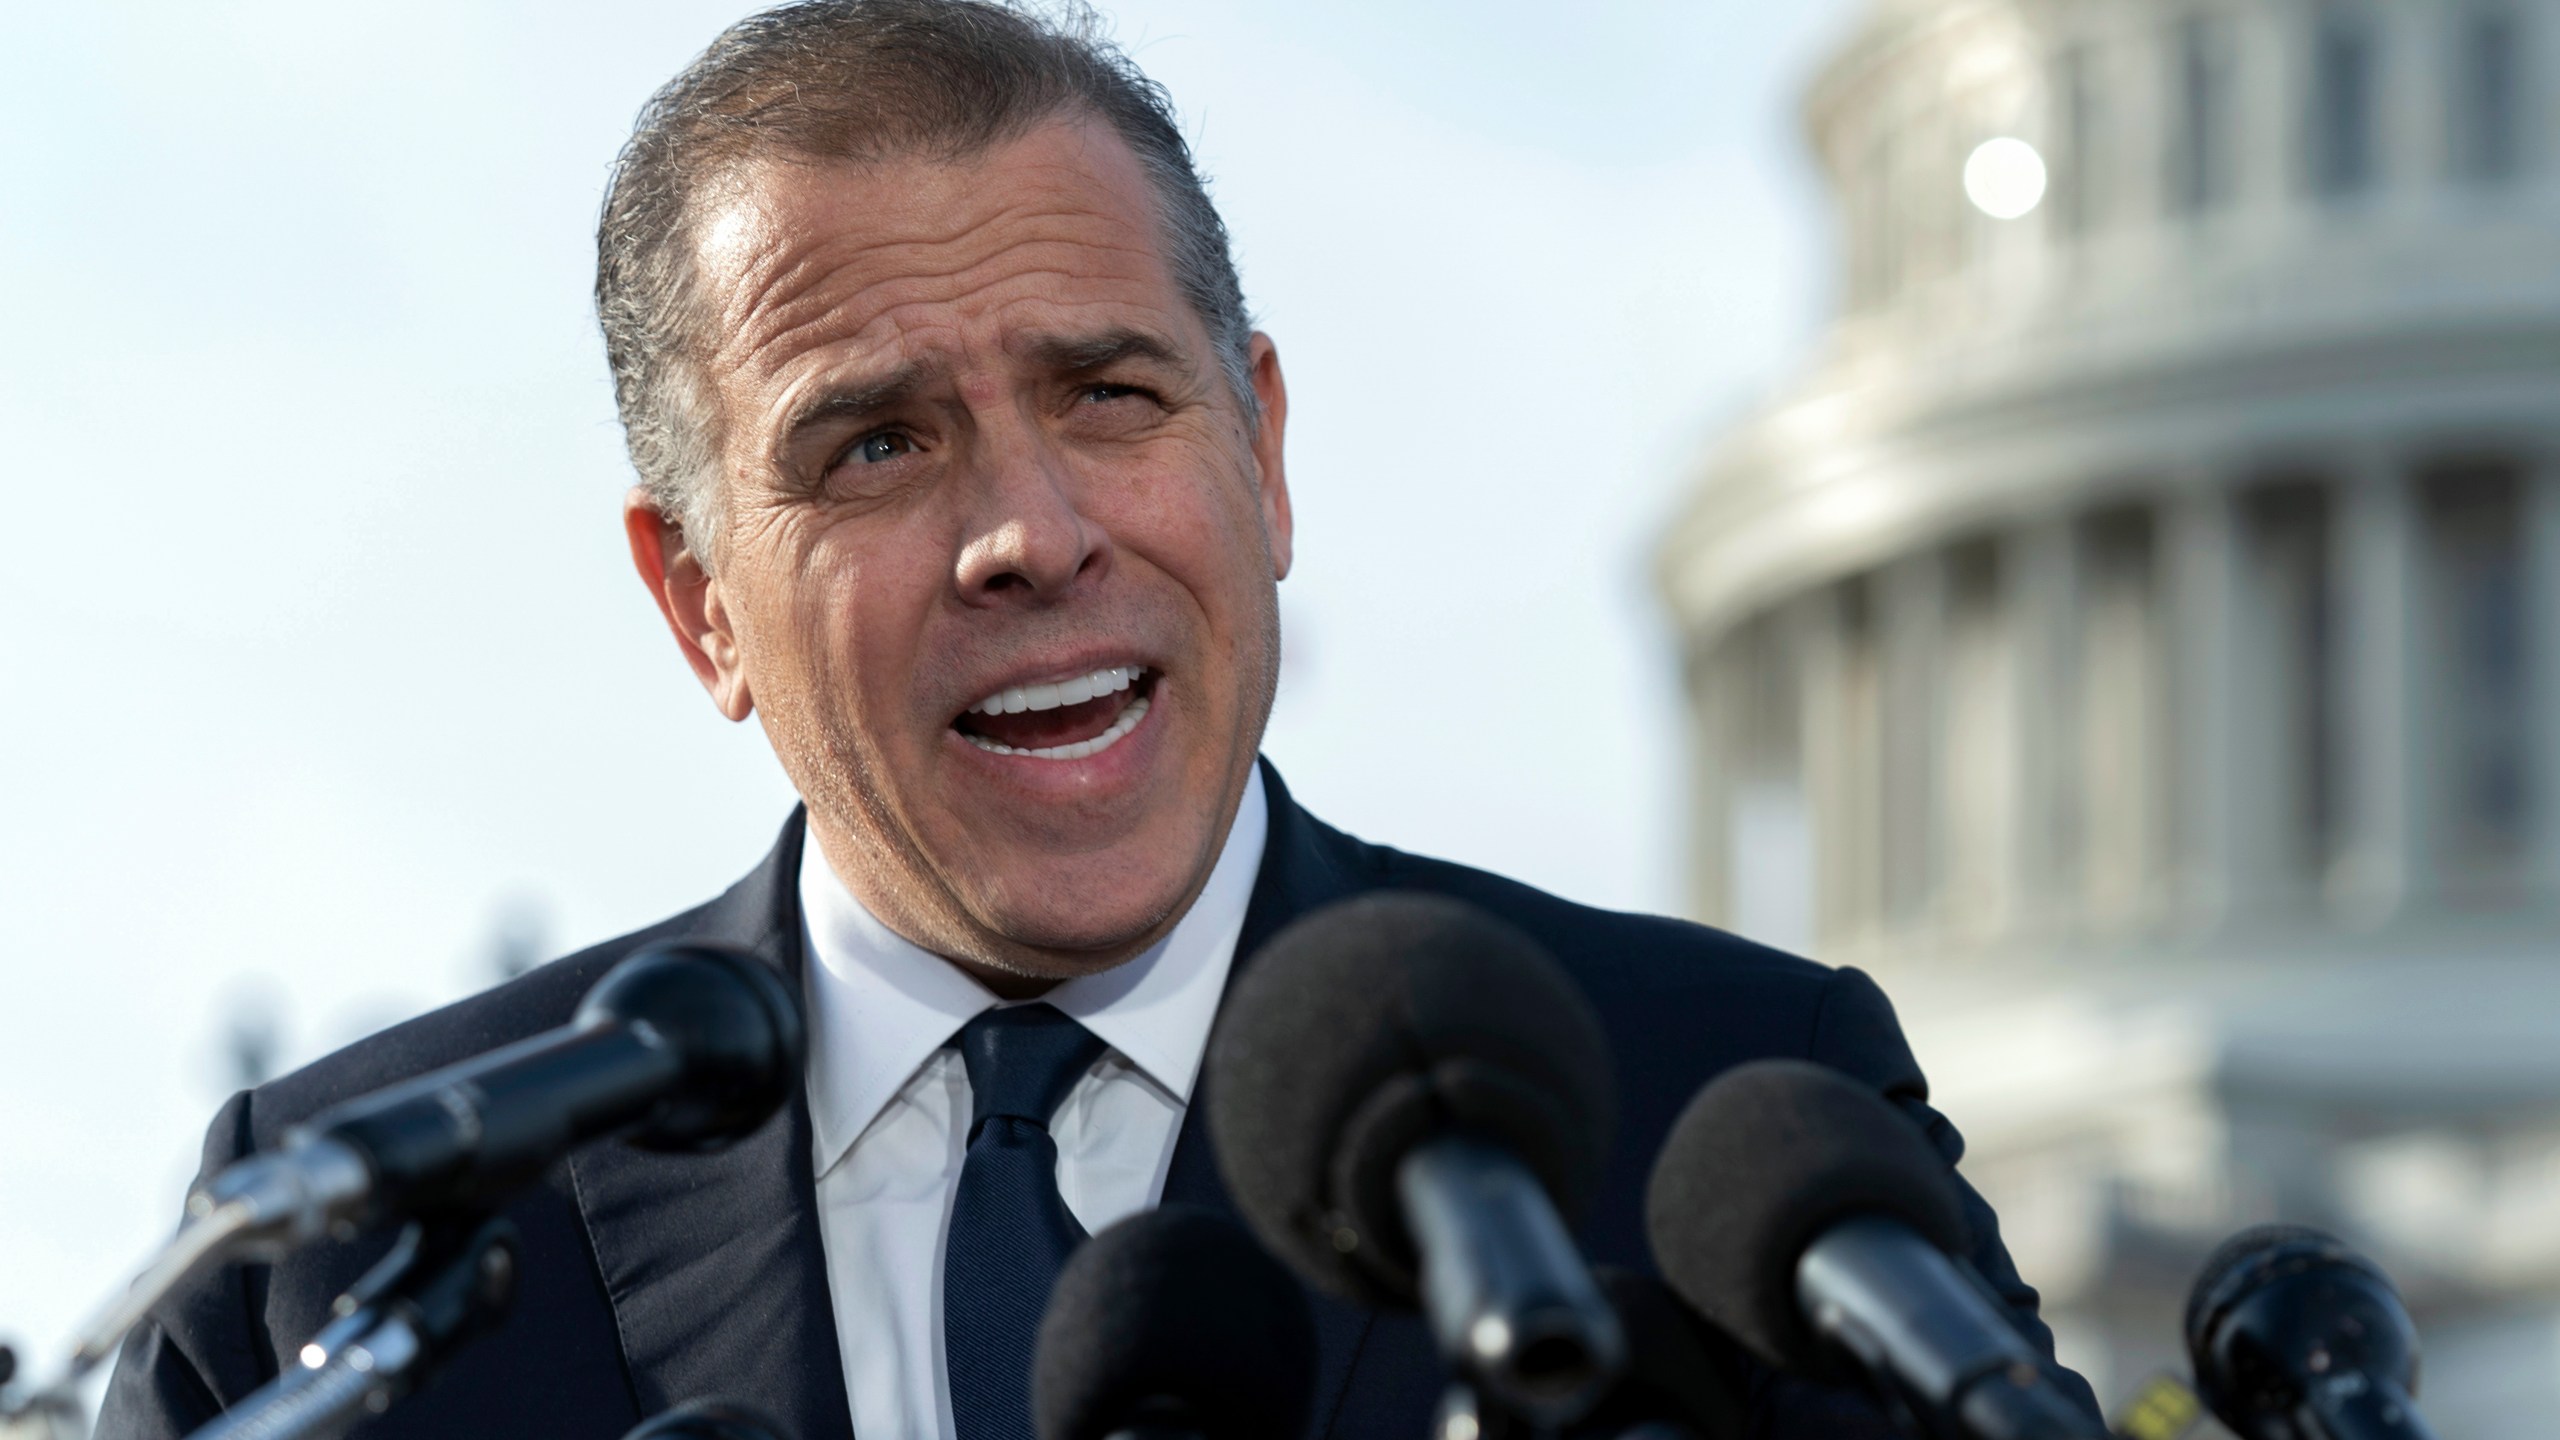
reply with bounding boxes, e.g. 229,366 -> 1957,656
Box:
1350,832 -> 1836,1008
1295,815 -> 1924,1105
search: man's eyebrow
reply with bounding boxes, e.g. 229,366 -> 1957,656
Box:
779,361 -> 933,449
1020,328 -> 1188,374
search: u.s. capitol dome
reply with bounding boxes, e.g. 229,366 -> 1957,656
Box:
1657,1 -> 2560,1429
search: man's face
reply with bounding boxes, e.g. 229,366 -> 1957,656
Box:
628,117 -> 1291,986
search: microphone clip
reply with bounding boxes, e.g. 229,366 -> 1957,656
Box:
180,1209 -> 520,1440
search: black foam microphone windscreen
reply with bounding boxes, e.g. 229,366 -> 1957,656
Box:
1644,1058 -> 1966,1374
2182,1223 -> 2368,1358
2183,1224 -> 2432,1440
1204,892 -> 1616,1303
1031,1205 -> 1316,1440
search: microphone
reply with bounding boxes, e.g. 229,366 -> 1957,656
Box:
2183,1225 -> 2438,1440
621,1399 -> 795,1440
1204,893 -> 1624,1425
1644,1060 -> 2102,1440
1432,1268 -> 1748,1440
1030,1205 -> 1316,1440
69,942 -> 805,1375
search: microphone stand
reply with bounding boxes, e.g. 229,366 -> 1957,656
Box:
1398,1137 -> 1625,1425
179,1212 -> 518,1440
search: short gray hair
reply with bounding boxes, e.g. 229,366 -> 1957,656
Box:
595,0 -> 1258,561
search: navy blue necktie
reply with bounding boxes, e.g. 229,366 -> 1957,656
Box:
943,1003 -> 1108,1440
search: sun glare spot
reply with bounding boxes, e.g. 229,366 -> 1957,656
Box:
1964,137 -> 2048,220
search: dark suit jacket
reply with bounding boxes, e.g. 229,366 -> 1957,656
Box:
98,762 -> 2097,1439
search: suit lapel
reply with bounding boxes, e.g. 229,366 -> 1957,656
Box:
566,764 -> 1387,1440
1161,759 -> 1371,1218
1161,760 -> 1385,1436
567,811 -> 860,1440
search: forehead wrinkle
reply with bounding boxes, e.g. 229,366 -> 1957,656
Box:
760,281 -> 1177,444
703,137 -> 1203,457
738,215 -> 1172,372
711,165 -> 1174,351
737,247 -> 1181,418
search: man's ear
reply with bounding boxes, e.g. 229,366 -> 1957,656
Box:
622,489 -> 754,721
1245,331 -> 1293,582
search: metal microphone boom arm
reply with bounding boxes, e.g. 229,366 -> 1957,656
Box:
179,1211 -> 518,1440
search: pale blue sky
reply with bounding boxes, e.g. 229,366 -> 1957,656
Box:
0,0 -> 1856,1369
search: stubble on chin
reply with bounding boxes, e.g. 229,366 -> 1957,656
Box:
773,693 -> 1160,979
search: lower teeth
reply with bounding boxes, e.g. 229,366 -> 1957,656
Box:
964,693 -> 1150,760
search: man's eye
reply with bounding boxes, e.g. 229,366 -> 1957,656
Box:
1081,383 -> 1144,405
848,431 -> 917,464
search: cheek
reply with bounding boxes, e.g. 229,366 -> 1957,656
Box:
738,534 -> 902,715
1109,455 -> 1272,607
807,531 -> 963,734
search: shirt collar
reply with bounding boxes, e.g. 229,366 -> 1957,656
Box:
797,768 -> 1270,1176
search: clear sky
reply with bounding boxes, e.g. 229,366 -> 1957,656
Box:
0,0 -> 1856,1374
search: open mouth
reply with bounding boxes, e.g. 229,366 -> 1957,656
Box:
952,664 -> 1156,761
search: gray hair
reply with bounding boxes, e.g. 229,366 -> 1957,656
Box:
595,0 -> 1258,562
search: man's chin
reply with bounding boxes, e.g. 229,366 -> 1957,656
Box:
933,822 -> 1222,969
959,896 -> 1185,976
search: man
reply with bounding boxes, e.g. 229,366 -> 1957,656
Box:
100,3 -> 2097,1438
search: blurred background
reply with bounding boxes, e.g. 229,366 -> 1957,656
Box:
4,0 -> 2554,1436
1661,0 -> 2560,1434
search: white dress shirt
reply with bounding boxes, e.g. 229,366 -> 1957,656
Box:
797,771 -> 1269,1440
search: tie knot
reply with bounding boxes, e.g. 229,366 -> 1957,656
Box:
957,1003 -> 1106,1133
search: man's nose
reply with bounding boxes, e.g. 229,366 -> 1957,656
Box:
952,431 -> 1111,604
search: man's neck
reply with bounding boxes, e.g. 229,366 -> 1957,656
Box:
953,960 -> 1061,1001
798,813 -> 1226,995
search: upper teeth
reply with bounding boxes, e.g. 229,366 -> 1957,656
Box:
968,665 -> 1143,717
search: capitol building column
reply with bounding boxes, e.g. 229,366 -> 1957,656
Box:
2328,450 -> 2428,923
2529,454 -> 2560,894
1787,585 -> 1877,955
2165,477 -> 2250,932
1680,637 -> 1733,932
1879,550 -> 1950,944
2006,517 -> 2080,944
